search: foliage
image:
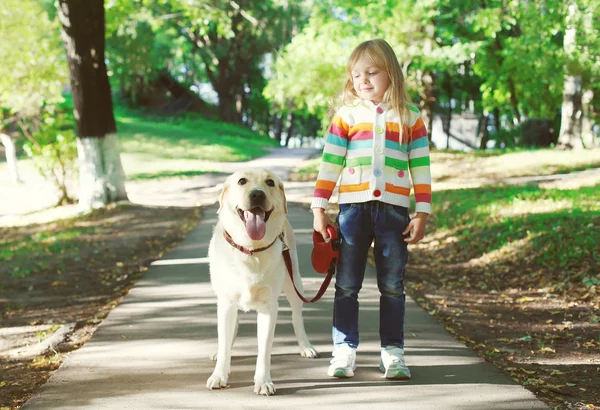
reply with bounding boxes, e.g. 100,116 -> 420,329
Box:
265,0 -> 598,143
0,0 -> 66,123
105,1 -> 158,106
103,0 -> 312,128
22,111 -> 78,205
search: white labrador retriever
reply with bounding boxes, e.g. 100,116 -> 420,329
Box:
206,168 -> 319,395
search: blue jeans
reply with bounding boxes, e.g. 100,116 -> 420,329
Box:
333,201 -> 410,349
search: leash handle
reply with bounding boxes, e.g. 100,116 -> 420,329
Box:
282,249 -> 333,304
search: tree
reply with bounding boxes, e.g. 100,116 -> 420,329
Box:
557,0 -> 599,148
57,0 -> 127,210
0,0 -> 67,183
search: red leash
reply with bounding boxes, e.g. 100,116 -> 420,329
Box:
223,228 -> 338,304
282,248 -> 334,304
282,226 -> 339,304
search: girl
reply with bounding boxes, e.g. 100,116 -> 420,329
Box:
312,39 -> 431,379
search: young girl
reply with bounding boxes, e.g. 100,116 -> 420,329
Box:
312,39 -> 431,379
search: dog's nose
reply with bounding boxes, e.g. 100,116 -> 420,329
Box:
249,190 -> 266,204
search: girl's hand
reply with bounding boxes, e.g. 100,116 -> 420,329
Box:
312,208 -> 335,239
403,213 -> 428,244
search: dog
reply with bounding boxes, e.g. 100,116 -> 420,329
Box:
206,168 -> 319,395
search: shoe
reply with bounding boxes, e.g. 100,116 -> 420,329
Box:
379,346 -> 411,379
327,344 -> 357,378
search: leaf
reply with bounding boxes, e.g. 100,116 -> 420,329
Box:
51,281 -> 67,287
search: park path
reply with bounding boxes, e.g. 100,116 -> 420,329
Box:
125,147 -> 320,208
22,147 -> 549,409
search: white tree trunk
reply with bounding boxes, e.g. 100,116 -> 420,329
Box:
0,133 -> 22,183
77,133 -> 127,211
558,75 -> 584,149
558,3 -> 584,149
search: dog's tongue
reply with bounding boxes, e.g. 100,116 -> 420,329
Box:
244,208 -> 266,240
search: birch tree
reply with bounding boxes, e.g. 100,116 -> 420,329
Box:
557,0 -> 599,149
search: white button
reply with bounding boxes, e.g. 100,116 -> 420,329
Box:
375,147 -> 383,155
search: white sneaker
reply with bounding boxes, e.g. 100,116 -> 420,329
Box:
327,344 -> 357,378
379,346 -> 411,380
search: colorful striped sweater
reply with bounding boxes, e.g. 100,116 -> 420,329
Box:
311,99 -> 432,214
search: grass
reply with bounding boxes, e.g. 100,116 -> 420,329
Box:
0,220 -> 99,278
125,169 -> 225,181
1,96 -> 280,184
115,107 -> 279,162
427,184 -> 599,286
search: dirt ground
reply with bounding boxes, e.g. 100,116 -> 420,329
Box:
0,203 -> 202,409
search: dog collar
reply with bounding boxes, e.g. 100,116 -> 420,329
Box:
223,230 -> 281,255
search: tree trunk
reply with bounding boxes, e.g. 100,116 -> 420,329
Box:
273,114 -> 283,144
418,70 -> 436,147
557,76 -> 584,149
444,83 -> 453,149
77,134 -> 127,209
0,133 -> 21,183
493,108 -> 501,132
58,0 -> 127,210
477,111 -> 490,150
557,3 -> 585,149
284,113 -> 296,147
507,77 -> 521,125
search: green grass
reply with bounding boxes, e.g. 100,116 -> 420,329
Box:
429,183 -> 599,283
1,224 -> 99,278
4,94 -> 281,182
1,226 -> 97,259
126,169 -> 225,181
115,107 -> 279,162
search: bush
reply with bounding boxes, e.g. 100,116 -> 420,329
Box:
23,112 -> 78,205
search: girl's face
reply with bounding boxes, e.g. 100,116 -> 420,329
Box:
350,55 -> 390,104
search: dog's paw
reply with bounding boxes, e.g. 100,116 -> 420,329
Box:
253,379 -> 276,396
300,346 -> 320,358
206,371 -> 229,390
209,352 -> 217,361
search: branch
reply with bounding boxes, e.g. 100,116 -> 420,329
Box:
229,0 -> 258,26
16,119 -> 41,149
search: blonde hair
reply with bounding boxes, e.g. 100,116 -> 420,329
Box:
342,39 -> 413,143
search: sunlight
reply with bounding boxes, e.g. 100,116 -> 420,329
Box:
460,234 -> 542,268
490,198 -> 574,218
150,257 -> 209,266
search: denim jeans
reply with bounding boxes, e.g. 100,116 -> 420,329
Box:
332,201 -> 410,349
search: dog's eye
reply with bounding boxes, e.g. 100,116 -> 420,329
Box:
238,178 -> 248,185
266,179 -> 275,187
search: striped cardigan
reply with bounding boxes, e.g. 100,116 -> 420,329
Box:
311,99 -> 432,214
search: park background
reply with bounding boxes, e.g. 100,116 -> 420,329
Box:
0,0 -> 599,409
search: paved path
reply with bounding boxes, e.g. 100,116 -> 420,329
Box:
22,147 -> 548,409
126,147 -> 320,208
23,204 -> 548,410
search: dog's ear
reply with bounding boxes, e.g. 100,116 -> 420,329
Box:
279,181 -> 288,214
217,178 -> 231,214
